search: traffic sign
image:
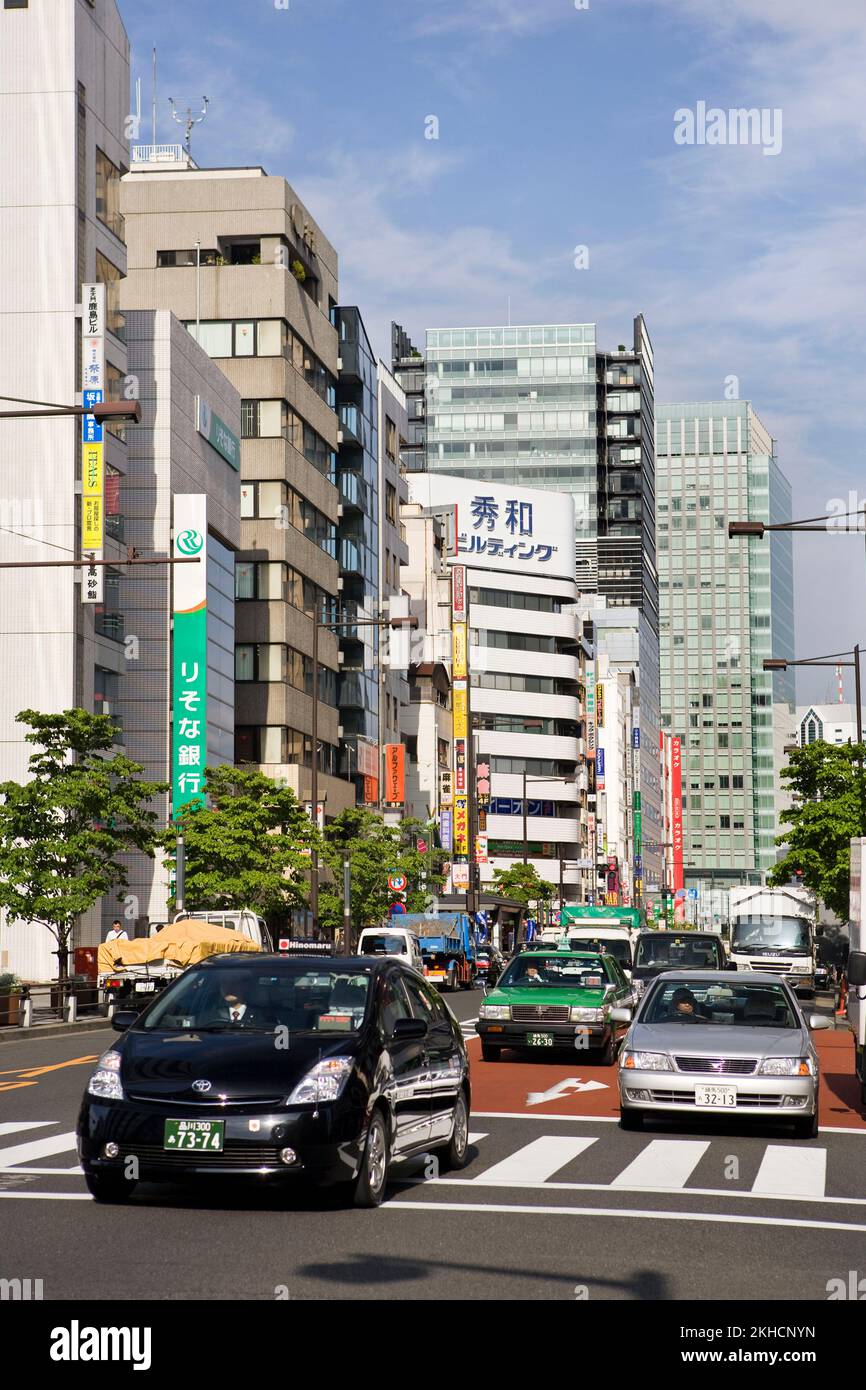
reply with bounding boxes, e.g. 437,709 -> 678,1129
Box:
687,888 -> 698,900
388,872 -> 408,892
390,902 -> 406,915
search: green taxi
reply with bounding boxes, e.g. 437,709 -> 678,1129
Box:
476,949 -> 633,1063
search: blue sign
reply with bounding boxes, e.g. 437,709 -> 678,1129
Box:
83,390 -> 103,443
439,809 -> 453,852
687,888 -> 699,900
632,728 -> 641,749
596,748 -> 605,784
390,902 -> 407,915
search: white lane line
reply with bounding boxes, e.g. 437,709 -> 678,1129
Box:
751,1145 -> 827,1198
474,1135 -> 597,1184
0,1132 -> 78,1168
386,1200 -> 866,1234
0,1192 -> 91,1202
395,1175 -> 866,1207
472,1111 -> 621,1123
611,1139 -> 710,1190
467,1132 -> 488,1145
0,1121 -> 56,1137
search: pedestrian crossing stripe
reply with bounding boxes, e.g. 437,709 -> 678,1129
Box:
0,1124 -> 853,1205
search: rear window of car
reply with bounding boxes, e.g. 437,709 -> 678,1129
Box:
634,935 -> 725,970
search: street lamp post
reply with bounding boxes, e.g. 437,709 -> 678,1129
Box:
763,646 -> 862,744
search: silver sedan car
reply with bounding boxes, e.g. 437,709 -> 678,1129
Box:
613,971 -> 830,1138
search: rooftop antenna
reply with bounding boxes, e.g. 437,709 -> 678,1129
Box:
507,295 -> 511,327
168,94 -> 209,157
152,47 -> 157,146
836,663 -> 845,704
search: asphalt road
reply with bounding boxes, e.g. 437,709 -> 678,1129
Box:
2,989 -> 864,1301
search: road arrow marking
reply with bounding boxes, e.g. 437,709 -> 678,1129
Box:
526,1078 -> 608,1106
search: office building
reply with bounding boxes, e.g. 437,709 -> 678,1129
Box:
655,401 -> 795,882
796,703 -> 864,748
409,474 -> 591,903
399,504 -> 453,824
0,0 -> 131,979
121,156 -> 355,822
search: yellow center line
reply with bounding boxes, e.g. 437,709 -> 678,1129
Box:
0,1081 -> 37,1092
0,1055 -> 98,1080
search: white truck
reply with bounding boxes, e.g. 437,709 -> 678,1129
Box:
846,838 -> 866,1107
356,925 -> 424,974
729,885 -> 817,998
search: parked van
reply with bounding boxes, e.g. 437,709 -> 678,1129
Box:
357,925 -> 424,974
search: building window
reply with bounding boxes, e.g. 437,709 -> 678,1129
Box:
96,250 -> 125,342
157,248 -> 219,267
95,149 -> 124,239
4,1 -> 29,8
385,482 -> 397,526
385,415 -> 397,461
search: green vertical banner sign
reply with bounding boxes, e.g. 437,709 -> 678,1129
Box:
172,495 -> 208,818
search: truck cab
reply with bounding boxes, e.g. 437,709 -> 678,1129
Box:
729,888 -> 816,998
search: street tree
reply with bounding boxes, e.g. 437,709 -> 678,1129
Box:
162,765 -> 317,924
770,740 -> 866,920
0,710 -> 167,981
319,809 -> 446,941
491,861 -> 555,911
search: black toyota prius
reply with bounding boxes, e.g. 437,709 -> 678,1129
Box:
77,953 -> 471,1207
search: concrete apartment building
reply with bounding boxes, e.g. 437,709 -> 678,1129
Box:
0,0 -> 131,978
121,155 -> 354,821
655,401 -> 795,885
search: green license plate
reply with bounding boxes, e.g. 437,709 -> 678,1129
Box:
164,1119 -> 225,1152
527,1033 -> 555,1047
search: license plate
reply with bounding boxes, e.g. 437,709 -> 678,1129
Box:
527,1033 -> 555,1047
135,981 -> 156,993
695,1085 -> 737,1109
427,972 -> 446,981
164,1119 -> 225,1152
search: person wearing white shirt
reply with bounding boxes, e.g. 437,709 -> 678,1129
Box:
105,920 -> 129,942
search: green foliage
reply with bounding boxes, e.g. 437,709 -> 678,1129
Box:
163,765 -> 317,922
318,809 -> 446,937
769,740 -> 866,920
291,259 -> 306,282
0,710 -> 167,975
490,861 -> 554,907
0,973 -> 22,994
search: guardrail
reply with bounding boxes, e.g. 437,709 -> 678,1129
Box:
17,979 -> 101,1026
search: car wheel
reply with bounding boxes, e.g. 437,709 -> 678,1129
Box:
481,1043 -> 501,1062
439,1088 -> 470,1171
619,1108 -> 643,1132
792,1109 -> 819,1140
353,1109 -> 391,1208
84,1169 -> 137,1204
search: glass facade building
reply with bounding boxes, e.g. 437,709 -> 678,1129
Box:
655,402 -> 794,879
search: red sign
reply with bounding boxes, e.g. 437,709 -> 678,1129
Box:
362,775 -> 378,805
671,735 -> 684,891
452,565 -> 467,622
384,743 -> 405,803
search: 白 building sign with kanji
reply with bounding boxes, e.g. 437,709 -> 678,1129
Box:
172,495 -> 208,817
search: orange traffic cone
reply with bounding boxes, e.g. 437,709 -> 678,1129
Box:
836,978 -> 848,1017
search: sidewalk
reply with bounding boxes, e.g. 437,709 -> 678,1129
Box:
0,1016 -> 109,1045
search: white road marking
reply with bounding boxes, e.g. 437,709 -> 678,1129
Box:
0,1192 -> 91,1202
474,1135 -> 597,1185
0,1131 -> 78,1168
386,1199 -> 866,1234
751,1144 -> 827,1198
467,1132 -> 488,1145
472,1110 -> 620,1123
611,1139 -> 710,1190
0,1121 -> 56,1137
397,1174 -> 866,1207
526,1079 -> 608,1106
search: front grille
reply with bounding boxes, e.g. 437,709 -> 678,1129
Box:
117,1143 -> 288,1169
648,1090 -> 785,1108
749,961 -> 790,973
675,1057 -> 757,1075
511,1005 -> 571,1023
127,1094 -> 284,1109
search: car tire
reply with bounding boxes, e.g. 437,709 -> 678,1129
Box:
619,1108 -> 643,1132
84,1169 -> 137,1204
792,1109 -> 819,1140
439,1088 -> 470,1171
481,1043 -> 501,1062
353,1109 -> 391,1208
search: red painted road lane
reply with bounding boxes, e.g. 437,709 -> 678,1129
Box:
467,1028 -> 866,1129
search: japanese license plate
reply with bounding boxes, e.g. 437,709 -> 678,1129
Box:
526,1033 -> 555,1047
135,981 -> 156,993
695,1085 -> 737,1109
164,1119 -> 224,1152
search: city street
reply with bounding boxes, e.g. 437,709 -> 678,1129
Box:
2,989 -> 864,1302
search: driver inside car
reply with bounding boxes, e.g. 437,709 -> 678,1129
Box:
669,986 -> 707,1022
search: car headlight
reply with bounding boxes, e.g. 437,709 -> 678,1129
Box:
286,1057 -> 354,1104
479,1004 -> 511,1020
87,1049 -> 125,1101
621,1051 -> 672,1072
757,1056 -> 815,1077
570,1007 -> 604,1022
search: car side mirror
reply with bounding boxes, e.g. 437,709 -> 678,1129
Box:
111,1010 -> 139,1032
847,951 -> 866,988
610,1007 -> 632,1024
808,1014 -> 831,1031
392,1017 -> 428,1041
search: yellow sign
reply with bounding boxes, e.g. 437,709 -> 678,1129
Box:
454,795 -> 469,853
452,622 -> 467,680
453,681 -> 468,740
82,441 -> 103,548
597,683 -> 605,730
83,497 -> 103,551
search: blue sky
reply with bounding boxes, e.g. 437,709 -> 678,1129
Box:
124,0 -> 866,703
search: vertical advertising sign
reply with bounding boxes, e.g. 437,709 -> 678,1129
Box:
451,565 -> 467,623
671,735 -> 684,891
596,746 -> 605,791
585,664 -> 596,760
384,743 -> 406,804
596,682 -> 605,730
439,808 -> 453,852
172,496 -> 208,816
452,622 -> 468,681
81,284 -> 105,603
454,795 -> 469,854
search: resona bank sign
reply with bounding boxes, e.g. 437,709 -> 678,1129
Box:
408,474 -> 575,580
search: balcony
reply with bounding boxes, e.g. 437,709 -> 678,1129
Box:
95,611 -> 124,643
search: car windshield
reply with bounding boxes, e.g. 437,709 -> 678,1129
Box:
498,955 -> 608,988
731,916 -> 812,954
634,936 -> 724,970
568,937 -> 631,967
360,934 -> 408,956
140,962 -> 374,1034
642,979 -> 798,1028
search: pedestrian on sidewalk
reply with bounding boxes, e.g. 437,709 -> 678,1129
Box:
105,919 -> 129,942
